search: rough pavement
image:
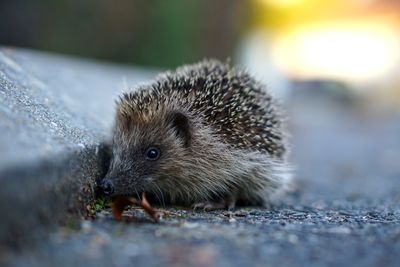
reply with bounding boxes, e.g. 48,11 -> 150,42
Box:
1,48 -> 400,267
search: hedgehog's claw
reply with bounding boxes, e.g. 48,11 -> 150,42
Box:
192,202 -> 224,211
192,199 -> 236,211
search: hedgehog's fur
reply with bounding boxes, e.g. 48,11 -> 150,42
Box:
104,59 -> 291,208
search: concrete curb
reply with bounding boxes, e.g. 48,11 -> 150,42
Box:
0,47 -> 153,251
0,145 -> 110,250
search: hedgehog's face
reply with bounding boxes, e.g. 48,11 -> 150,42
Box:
99,110 -> 192,198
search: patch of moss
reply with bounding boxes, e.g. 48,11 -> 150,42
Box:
93,196 -> 112,212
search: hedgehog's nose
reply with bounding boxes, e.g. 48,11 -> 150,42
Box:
100,179 -> 114,196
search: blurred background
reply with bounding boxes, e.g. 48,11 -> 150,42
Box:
1,0 -> 400,110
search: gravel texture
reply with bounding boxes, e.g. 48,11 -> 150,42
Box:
1,48 -> 400,267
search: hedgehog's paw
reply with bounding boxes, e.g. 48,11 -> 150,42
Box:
192,202 -> 225,211
192,199 -> 236,211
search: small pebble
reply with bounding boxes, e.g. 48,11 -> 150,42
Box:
229,217 -> 237,223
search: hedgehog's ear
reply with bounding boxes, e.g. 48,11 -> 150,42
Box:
169,111 -> 191,147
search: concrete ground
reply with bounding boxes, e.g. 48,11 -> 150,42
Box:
1,48 -> 399,267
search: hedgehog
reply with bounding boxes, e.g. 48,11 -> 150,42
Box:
99,60 -> 291,210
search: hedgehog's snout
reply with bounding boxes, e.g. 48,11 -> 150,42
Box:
99,179 -> 115,196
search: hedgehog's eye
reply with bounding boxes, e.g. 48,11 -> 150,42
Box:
145,146 -> 160,161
